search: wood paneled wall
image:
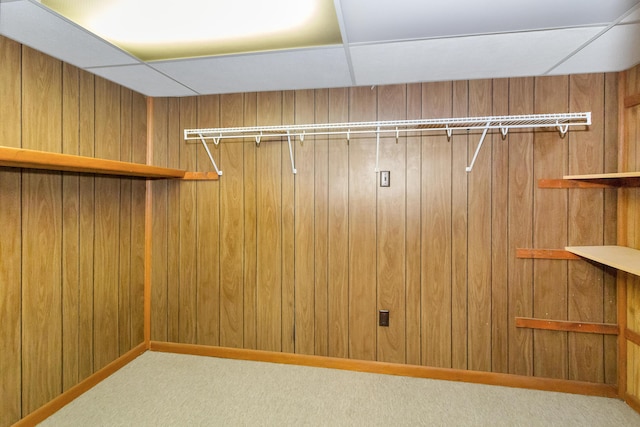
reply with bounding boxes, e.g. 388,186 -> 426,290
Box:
0,37 -> 146,426
622,64 -> 640,403
151,74 -> 619,383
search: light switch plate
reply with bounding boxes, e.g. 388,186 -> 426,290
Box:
380,171 -> 390,187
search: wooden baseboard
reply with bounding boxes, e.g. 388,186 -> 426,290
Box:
149,341 -> 618,398
14,342 -> 146,427
625,392 -> 640,415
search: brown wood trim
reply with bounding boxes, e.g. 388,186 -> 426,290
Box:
182,171 -> 220,181
13,343 -> 146,426
625,328 -> 640,347
0,145 -> 185,178
617,70 -> 628,396
515,317 -> 619,335
625,392 -> 640,415
537,178 -> 613,189
624,93 -> 640,109
516,248 -> 581,260
144,97 -> 153,348
149,341 -> 618,398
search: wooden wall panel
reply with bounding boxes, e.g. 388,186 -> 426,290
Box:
1,37 -> 146,426
376,84 -> 406,364
327,88 -> 350,359
166,97 -> 180,343
348,86 -> 378,361
421,81 -> 452,368
256,92 -> 282,351
196,96 -> 221,346
533,76 -> 569,380
21,46 -> 63,414
145,75 -> 617,399
219,94 -> 245,348
0,35 -> 22,427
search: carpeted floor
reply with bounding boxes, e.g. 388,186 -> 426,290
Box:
40,351 -> 640,426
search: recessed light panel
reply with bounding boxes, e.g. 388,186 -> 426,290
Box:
40,0 -> 342,61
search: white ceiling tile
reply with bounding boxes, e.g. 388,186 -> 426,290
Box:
152,47 -> 353,95
339,0 -> 639,43
87,64 -> 197,97
0,0 -> 138,68
548,23 -> 640,75
621,5 -> 640,22
350,27 -> 602,85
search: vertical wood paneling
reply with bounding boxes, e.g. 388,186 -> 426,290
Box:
451,81 -> 469,370
405,83 -> 422,366
508,77 -> 535,376
130,92 -> 147,346
294,90 -> 316,354
281,91 -> 295,354
151,98 -> 168,341
220,94 -> 245,348
467,79 -> 492,372
491,78 -> 509,373
61,63 -> 80,389
421,81 -> 452,368
119,88 -> 133,354
533,75 -> 569,380
377,84 -> 406,364
243,93 -> 258,349
0,35 -> 22,427
166,97 -> 181,343
21,46 -> 63,414
178,97 -> 198,344
568,73 -> 605,383
196,95 -> 220,346
78,70 -> 95,380
327,88 -> 350,359
348,86 -> 377,361
93,77 -> 121,371
314,89 -> 329,357
256,91 -> 282,351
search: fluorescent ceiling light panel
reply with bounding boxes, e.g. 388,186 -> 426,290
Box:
40,0 -> 342,61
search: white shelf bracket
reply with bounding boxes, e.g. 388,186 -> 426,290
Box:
500,125 -> 509,139
300,131 -> 305,143
198,133 -> 223,176
557,121 -> 569,137
286,131 -> 297,174
375,126 -> 381,173
446,125 -> 452,140
466,121 -> 491,173
256,132 -> 262,146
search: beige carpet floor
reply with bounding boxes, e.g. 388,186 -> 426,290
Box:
40,351 -> 640,426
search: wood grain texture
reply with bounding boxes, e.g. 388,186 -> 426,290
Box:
468,79 -> 492,372
533,75 -> 569,380
196,95 -> 220,347
166,97 -> 180,343
516,317 -> 618,335
567,73 -> 605,383
0,35 -> 22,427
256,91 -> 282,352
314,89 -> 329,357
348,86 -> 378,361
294,89 -> 316,355
327,87 -> 350,359
21,46 -> 63,415
219,94 -> 245,348
491,78 -> 509,374
421,81 -> 453,368
376,84 -> 406,364
281,90 -> 295,354
516,249 -> 581,260
508,77 -> 535,376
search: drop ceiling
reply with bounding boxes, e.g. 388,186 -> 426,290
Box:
1,0 -> 639,97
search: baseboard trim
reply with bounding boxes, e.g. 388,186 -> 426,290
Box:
625,393 -> 640,414
14,342 -> 147,427
150,341 -> 618,398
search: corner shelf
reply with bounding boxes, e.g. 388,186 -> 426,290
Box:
563,172 -> 640,187
565,245 -> 640,277
0,146 -> 216,180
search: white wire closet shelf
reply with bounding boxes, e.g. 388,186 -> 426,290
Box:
184,112 -> 591,176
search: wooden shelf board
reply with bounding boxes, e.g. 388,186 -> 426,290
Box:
562,172 -> 640,187
0,146 -> 185,178
565,245 -> 640,277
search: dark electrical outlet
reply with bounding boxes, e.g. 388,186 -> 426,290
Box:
379,310 -> 389,327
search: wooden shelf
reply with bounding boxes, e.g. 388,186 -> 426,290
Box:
0,146 -> 188,179
565,245 -> 640,277
563,172 -> 640,187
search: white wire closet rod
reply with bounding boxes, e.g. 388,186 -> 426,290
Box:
184,112 -> 591,175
